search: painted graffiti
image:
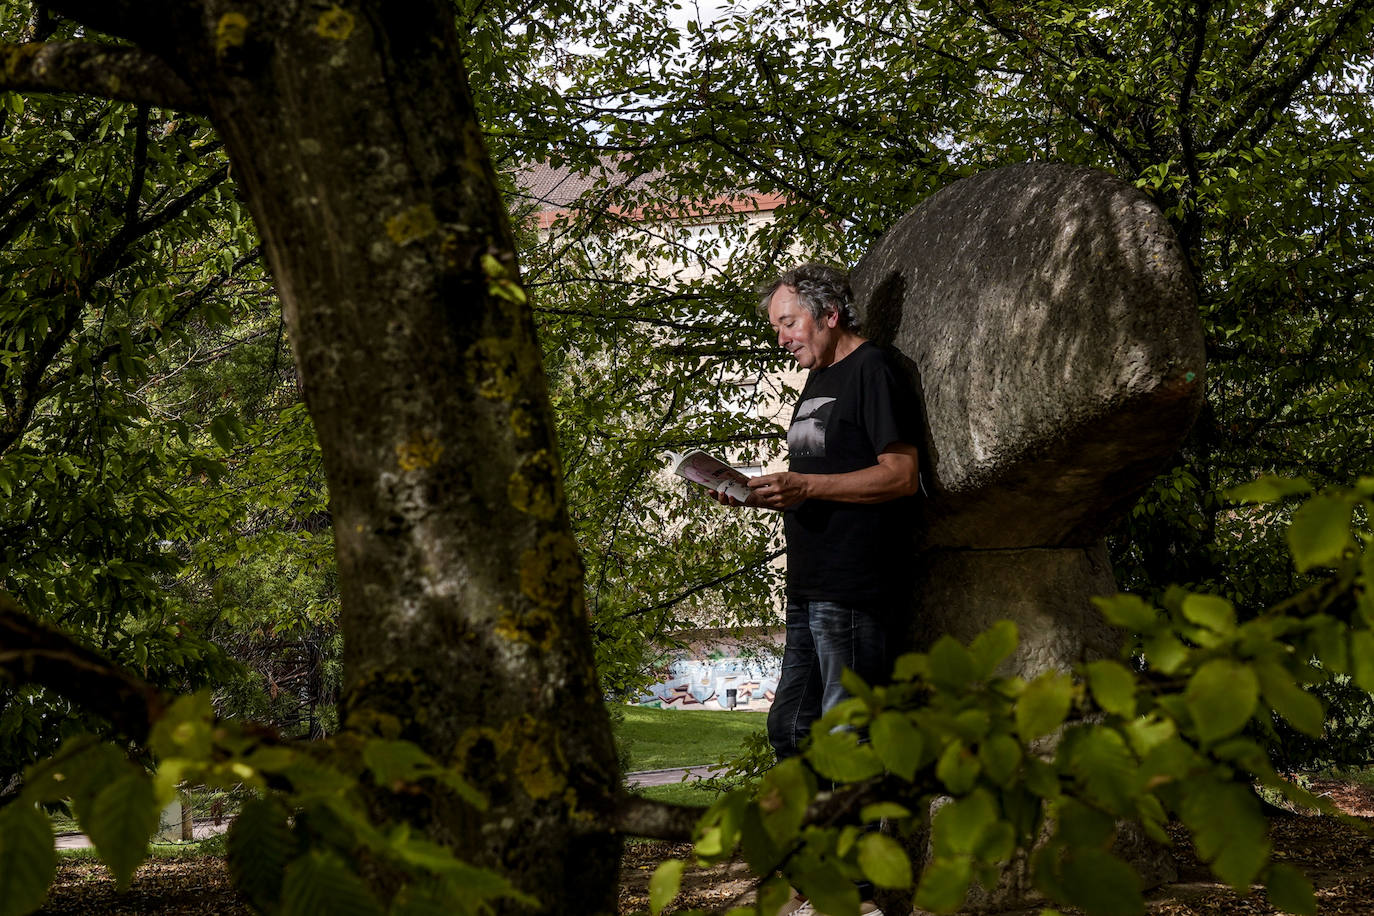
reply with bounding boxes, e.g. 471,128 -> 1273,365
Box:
633,653 -> 781,710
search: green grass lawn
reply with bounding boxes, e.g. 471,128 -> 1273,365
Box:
613,705 -> 769,807
614,705 -> 767,772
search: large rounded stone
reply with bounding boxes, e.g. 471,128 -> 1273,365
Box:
852,163 -> 1205,549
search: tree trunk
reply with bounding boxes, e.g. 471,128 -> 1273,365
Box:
61,1 -> 624,909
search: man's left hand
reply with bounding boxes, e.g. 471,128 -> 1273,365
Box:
747,472 -> 809,509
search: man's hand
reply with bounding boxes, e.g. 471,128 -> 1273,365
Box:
708,487 -> 744,507
746,472 -> 810,510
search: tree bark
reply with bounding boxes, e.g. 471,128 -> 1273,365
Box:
32,0 -> 626,909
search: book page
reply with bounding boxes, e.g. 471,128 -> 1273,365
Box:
670,450 -> 752,503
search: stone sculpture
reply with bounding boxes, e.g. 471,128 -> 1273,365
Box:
853,161 -> 1204,675
851,162 -> 1206,907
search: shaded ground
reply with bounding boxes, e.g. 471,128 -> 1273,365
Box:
38,777 -> 1374,915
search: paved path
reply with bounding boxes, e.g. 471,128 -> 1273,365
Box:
55,817 -> 231,850
625,765 -> 726,787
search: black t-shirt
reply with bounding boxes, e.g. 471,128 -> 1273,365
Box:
783,341 -> 920,605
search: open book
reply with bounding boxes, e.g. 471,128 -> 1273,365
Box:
665,450 -> 752,503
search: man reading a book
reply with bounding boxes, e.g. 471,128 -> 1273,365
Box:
712,263 -> 921,761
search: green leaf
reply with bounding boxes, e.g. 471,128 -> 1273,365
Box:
797,860 -> 860,916
757,760 -> 811,845
1224,475 -> 1312,504
739,804 -> 783,872
82,770 -> 159,889
914,855 -> 972,913
149,691 -> 215,762
1054,798 -> 1115,847
808,729 -> 885,783
1016,672 -> 1074,742
363,739 -> 433,785
1067,727 -> 1138,815
1084,660 -> 1137,718
1287,491 -> 1356,571
389,881 -> 467,916
695,792 -> 746,859
1091,594 -> 1159,633
870,711 -> 923,781
977,733 -> 1022,785
931,789 -> 998,857
1180,781 -> 1270,888
1351,630 -> 1374,692
281,851 -> 384,916
1060,848 -> 1144,916
857,833 -> 912,889
892,652 -> 927,681
936,741 -> 981,794
756,877 -> 793,916
227,798 -> 296,912
1143,631 -> 1189,675
1359,549 -> 1374,627
1180,594 -> 1235,634
1023,757 -> 1061,798
928,636 -> 977,689
968,620 -> 1018,677
1185,660 -> 1259,744
0,801 -> 56,916
649,859 -> 685,915
859,802 -> 911,822
1123,716 -> 1176,757
209,414 -> 239,453
1255,661 -> 1324,738
1266,863 -> 1316,915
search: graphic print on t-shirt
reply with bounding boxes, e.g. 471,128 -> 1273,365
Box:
788,396 -> 836,458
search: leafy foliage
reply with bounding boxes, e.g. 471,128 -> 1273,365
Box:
0,688 -> 530,916
652,478 -> 1373,915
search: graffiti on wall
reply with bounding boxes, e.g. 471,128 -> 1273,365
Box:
633,653 -> 781,710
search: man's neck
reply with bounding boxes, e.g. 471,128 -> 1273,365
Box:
821,331 -> 866,369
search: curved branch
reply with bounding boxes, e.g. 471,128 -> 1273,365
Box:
0,40 -> 204,113
0,592 -> 167,744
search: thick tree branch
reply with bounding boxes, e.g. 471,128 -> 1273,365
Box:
606,791 -> 707,841
1175,0 -> 1213,255
0,40 -> 204,113
0,592 -> 167,744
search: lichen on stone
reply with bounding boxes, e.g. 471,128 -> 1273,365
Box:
507,449 -> 561,520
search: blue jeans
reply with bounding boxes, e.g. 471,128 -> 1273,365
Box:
767,599 -> 889,760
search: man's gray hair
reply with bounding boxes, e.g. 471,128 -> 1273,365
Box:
759,263 -> 860,331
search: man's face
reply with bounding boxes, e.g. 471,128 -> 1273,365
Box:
768,285 -> 841,370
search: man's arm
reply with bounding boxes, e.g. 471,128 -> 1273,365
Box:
720,443 -> 920,511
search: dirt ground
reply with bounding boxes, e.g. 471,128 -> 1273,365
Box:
36,778 -> 1374,915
